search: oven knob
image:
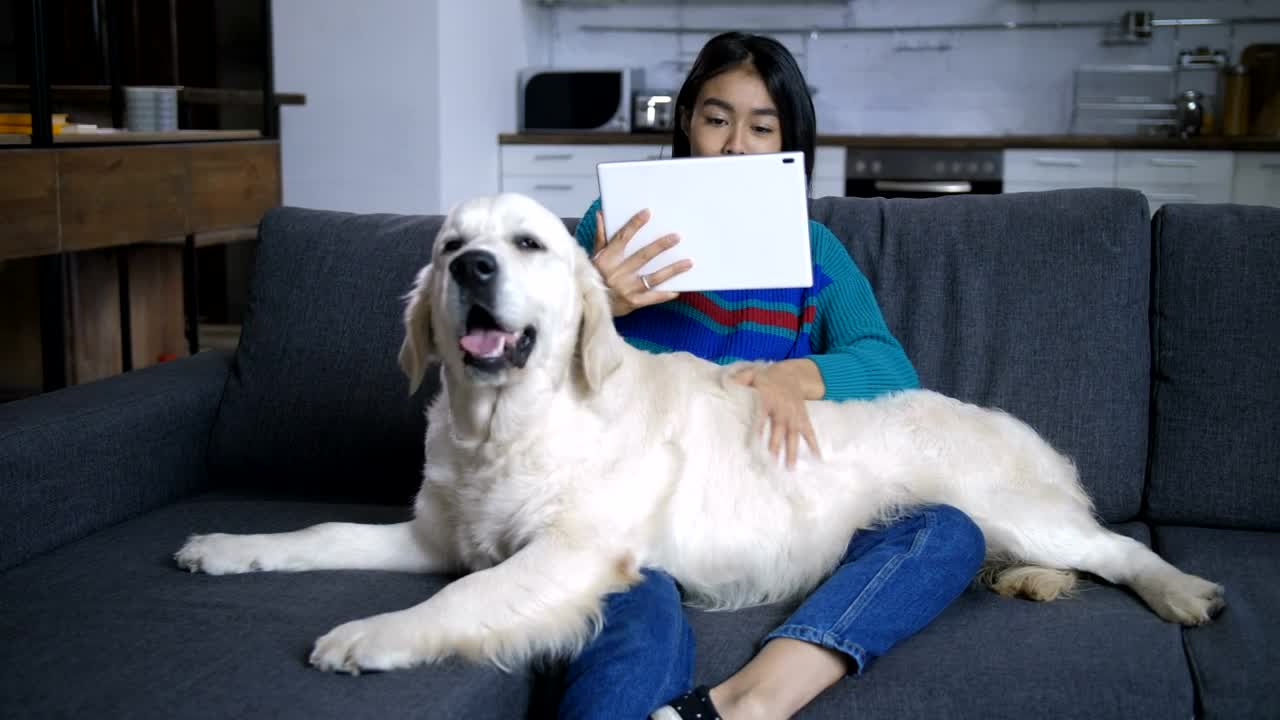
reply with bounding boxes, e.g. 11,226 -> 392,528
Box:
951,161 -> 962,174
982,161 -> 995,173
855,160 -> 866,173
935,161 -> 946,174
967,162 -> 978,173
871,161 -> 882,173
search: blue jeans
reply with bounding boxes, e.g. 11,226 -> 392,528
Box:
556,504 -> 985,720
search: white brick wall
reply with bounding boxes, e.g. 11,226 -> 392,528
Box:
541,0 -> 1280,135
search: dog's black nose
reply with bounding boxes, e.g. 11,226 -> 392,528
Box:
449,250 -> 498,289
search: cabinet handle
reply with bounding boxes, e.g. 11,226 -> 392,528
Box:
533,184 -> 575,191
1148,158 -> 1198,168
1033,157 -> 1083,167
533,153 -> 573,162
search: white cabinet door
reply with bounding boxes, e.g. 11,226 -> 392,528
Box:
1116,151 -> 1233,187
1114,150 -> 1233,215
1004,149 -> 1116,188
501,144 -> 665,177
810,176 -> 844,199
498,176 -> 599,220
1138,183 -> 1233,214
810,145 -> 847,198
1232,152 -> 1280,208
501,144 -> 664,218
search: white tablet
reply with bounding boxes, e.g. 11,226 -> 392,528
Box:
596,151 -> 813,292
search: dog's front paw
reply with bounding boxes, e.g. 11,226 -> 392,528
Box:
310,613 -> 431,674
1143,571 -> 1226,626
174,533 -> 271,575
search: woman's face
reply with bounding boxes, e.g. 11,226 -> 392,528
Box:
683,63 -> 783,157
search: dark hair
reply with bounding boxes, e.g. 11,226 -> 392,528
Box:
672,31 -> 817,183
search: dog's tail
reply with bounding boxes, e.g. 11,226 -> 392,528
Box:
977,561 -> 1079,602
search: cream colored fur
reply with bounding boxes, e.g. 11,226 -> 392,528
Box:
175,193 -> 1224,676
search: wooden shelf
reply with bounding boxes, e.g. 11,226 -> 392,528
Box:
3,130 -> 261,147
0,139 -> 280,396
0,139 -> 280,261
181,87 -> 306,106
0,84 -> 306,106
54,129 -> 262,145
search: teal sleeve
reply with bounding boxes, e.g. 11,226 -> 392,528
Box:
574,198 -> 603,255
807,224 -> 920,401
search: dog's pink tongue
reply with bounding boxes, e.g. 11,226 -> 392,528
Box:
460,330 -> 515,358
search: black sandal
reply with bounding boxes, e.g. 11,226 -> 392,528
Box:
649,685 -> 722,720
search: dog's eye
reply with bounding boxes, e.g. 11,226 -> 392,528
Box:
441,238 -> 465,254
514,234 -> 544,252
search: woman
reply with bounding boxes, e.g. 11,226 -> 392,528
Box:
557,32 -> 985,720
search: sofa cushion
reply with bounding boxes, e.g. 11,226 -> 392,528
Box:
683,522 -> 1191,719
811,190 -> 1152,522
207,208 -> 442,504
1153,526 -> 1280,719
1146,204 -> 1280,529
0,492 -> 531,720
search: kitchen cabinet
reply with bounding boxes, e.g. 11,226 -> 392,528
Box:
500,144 -> 664,219
500,144 -> 849,218
811,145 -> 847,199
1003,149 -> 1116,193
505,141 -> 1275,216
1002,148 -> 1236,214
1115,151 -> 1233,213
1231,153 -> 1280,208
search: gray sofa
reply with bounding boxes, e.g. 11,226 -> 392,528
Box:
1,189 -> 1276,719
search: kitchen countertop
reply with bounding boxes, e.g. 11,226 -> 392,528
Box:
500,132 -> 1280,151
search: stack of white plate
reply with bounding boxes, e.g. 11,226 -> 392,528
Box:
125,86 -> 180,132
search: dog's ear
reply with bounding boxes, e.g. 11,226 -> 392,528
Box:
398,263 -> 436,394
575,250 -> 623,392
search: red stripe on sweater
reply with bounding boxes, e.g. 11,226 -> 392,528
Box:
680,293 -> 816,331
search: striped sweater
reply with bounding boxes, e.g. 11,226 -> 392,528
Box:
575,199 -> 919,401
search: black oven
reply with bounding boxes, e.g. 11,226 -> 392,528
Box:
845,149 -> 1003,198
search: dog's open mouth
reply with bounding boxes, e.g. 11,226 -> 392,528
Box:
459,304 -> 536,371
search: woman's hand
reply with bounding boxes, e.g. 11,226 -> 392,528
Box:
733,362 -> 824,470
592,209 -> 693,316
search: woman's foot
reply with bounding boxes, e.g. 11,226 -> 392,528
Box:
708,685 -> 771,720
650,685 -> 724,720
709,638 -> 848,720
647,670 -> 808,720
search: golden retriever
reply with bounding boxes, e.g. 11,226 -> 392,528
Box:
175,193 -> 1224,675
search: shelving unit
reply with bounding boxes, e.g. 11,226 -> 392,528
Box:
6,1 -> 282,149
1,1 -> 291,398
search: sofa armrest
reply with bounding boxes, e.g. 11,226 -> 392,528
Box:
0,350 -> 232,571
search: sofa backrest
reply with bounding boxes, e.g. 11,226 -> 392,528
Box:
216,192 -> 1158,520
206,207 -> 441,503
1145,203 -> 1280,530
811,189 -> 1153,522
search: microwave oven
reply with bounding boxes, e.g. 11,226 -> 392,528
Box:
517,68 -> 643,133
